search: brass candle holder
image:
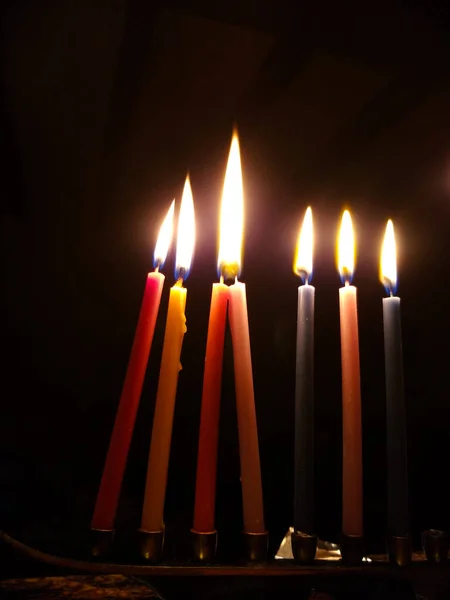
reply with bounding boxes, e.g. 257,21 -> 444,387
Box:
138,528 -> 165,563
422,529 -> 449,564
242,531 -> 269,562
291,531 -> 317,564
190,529 -> 218,563
90,528 -> 115,558
386,535 -> 411,566
340,534 -> 364,564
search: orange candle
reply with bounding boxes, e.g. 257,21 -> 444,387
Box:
337,210 -> 363,538
141,176 -> 195,533
192,281 -> 228,534
91,201 -> 174,532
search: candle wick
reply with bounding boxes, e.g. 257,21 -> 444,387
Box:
345,280 -> 350,287
220,274 -> 224,285
175,277 -> 184,287
154,263 -> 160,273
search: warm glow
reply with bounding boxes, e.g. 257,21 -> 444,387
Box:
217,130 -> 244,280
154,200 -> 175,269
175,176 -> 196,280
338,210 -> 355,283
294,206 -> 313,282
380,219 -> 397,293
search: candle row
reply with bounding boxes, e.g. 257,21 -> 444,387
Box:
91,131 -> 407,563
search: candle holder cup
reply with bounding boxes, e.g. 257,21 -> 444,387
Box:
340,534 -> 364,565
242,531 -> 269,563
386,535 -> 411,566
190,529 -> 218,563
138,528 -> 165,563
90,528 -> 115,559
291,530 -> 317,564
422,529 -> 449,564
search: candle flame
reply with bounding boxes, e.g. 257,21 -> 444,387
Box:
380,219 -> 397,294
175,175 -> 195,281
294,206 -> 313,282
337,210 -> 355,283
217,130 -> 244,280
153,200 -> 175,269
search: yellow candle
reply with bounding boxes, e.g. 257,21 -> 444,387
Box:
141,176 -> 195,533
337,210 -> 363,538
141,282 -> 186,532
221,131 -> 265,534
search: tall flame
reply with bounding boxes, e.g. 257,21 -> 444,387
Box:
294,206 -> 313,282
337,210 -> 355,283
154,200 -> 175,269
175,176 -> 196,280
217,130 -> 244,280
380,219 -> 397,294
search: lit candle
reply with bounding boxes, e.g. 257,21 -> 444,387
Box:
293,207 -> 315,536
337,210 -> 363,539
91,201 -> 174,533
141,176 -> 195,534
380,220 -> 408,537
226,132 -> 265,535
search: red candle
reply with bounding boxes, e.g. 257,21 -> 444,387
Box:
91,202 -> 174,532
193,281 -> 228,533
337,210 -> 363,538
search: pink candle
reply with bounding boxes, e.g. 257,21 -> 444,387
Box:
91,202 -> 174,532
337,210 -> 363,538
229,279 -> 265,534
219,131 -> 265,534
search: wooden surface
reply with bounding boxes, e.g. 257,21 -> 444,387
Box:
0,575 -> 162,599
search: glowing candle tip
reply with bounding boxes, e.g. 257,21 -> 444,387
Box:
337,209 -> 355,284
217,130 -> 244,281
380,219 -> 397,295
175,176 -> 196,281
153,200 -> 175,269
294,206 -> 313,283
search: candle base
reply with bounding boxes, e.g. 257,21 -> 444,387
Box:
340,534 -> 364,565
291,530 -> 317,564
386,535 -> 411,566
422,529 -> 449,564
242,531 -> 268,563
90,528 -> 115,558
138,529 -> 165,563
190,529 -> 218,563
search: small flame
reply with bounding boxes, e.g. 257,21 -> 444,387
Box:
337,210 -> 355,283
153,200 -> 175,269
175,176 -> 195,281
380,219 -> 397,294
294,206 -> 313,282
217,130 -> 244,280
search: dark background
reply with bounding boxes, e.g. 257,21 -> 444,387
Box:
1,0 -> 450,559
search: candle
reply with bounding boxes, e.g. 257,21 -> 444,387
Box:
91,201 -> 174,532
141,177 -> 195,533
225,132 -> 265,534
380,220 -> 408,537
293,207 -> 315,535
192,281 -> 229,534
337,210 -> 363,538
